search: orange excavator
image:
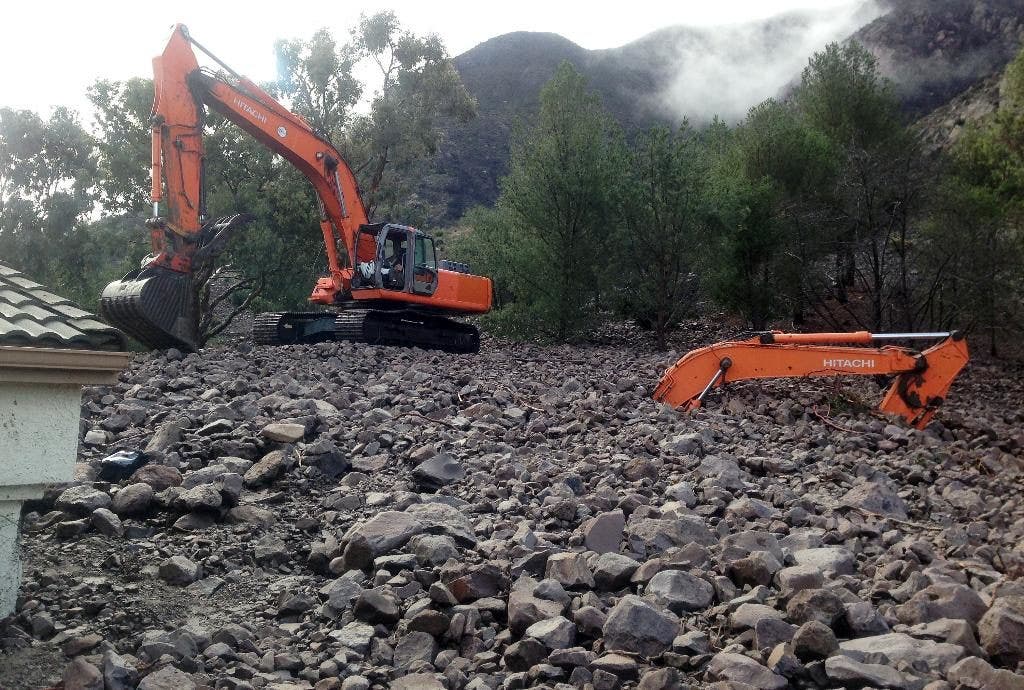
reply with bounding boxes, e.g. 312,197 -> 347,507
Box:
100,25 -> 491,353
654,331 -> 969,429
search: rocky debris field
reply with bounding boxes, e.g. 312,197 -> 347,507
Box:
2,327 -> 1024,690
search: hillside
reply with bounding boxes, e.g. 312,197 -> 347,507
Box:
855,0 -> 1024,117
433,0 -> 1024,222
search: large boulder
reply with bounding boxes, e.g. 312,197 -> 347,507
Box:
603,595 -> 680,657
979,596 -> 1024,665
645,570 -> 714,613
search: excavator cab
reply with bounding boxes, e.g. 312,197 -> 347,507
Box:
353,224 -> 437,297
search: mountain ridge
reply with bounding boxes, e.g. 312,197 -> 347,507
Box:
433,0 -> 1024,222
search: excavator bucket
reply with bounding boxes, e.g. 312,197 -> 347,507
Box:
99,266 -> 198,351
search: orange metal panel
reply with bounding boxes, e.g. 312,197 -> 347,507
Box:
353,270 -> 492,314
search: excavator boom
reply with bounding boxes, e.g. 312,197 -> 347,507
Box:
653,331 -> 969,429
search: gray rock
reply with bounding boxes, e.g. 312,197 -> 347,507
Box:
63,657 -> 103,690
57,485 -> 111,516
979,596 -> 1024,665
508,591 -> 564,636
322,577 -> 362,612
343,511 -> 423,557
226,505 -> 275,526
261,422 -> 305,442
91,507 -> 123,537
730,603 -> 786,630
824,655 -> 911,689
791,620 -> 838,660
645,569 -> 714,613
405,502 -> 477,546
525,616 -> 576,649
728,550 -> 782,587
332,621 -> 375,654
707,652 -> 787,689
394,631 -> 439,669
144,418 -> 186,453
130,464 -> 182,491
159,555 -> 201,585
253,535 -> 289,565
787,588 -> 846,627
447,562 -> 505,602
603,595 -> 680,657
844,601 -> 891,636
111,483 -> 153,516
841,481 -> 909,519
413,534 -> 459,565
838,632 -> 966,673
947,656 -> 1024,690
792,547 -> 856,576
776,564 -> 825,594
545,552 -> 594,588
179,483 -> 222,511
593,552 -> 640,590
180,464 -> 228,489
897,583 -> 987,627
503,638 -> 547,672
390,674 -> 445,690
573,605 -> 607,638
627,515 -> 717,554
137,665 -> 196,690
583,510 -> 625,554
754,618 -> 797,650
101,650 -> 137,690
908,618 -> 983,657
412,453 -> 465,488
243,450 -> 287,487
408,609 -> 450,637
353,588 -> 400,624
720,530 -> 784,562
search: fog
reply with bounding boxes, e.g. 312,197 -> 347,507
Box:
652,1 -> 887,123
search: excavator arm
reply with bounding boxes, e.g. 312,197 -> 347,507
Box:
148,24 -> 366,301
653,331 -> 970,429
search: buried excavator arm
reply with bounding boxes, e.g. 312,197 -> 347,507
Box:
652,331 -> 970,429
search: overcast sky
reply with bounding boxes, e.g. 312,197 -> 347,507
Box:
0,0 -> 872,116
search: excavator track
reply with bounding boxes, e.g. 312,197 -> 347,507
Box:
253,309 -> 480,353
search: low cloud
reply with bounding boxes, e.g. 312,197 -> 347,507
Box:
652,1 -> 886,123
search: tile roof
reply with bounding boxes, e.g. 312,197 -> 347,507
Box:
0,263 -> 127,351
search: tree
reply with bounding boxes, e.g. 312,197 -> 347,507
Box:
705,100 -> 833,329
455,62 -> 624,340
614,124 -> 709,348
0,107 -> 97,300
88,78 -> 153,215
793,41 -> 934,332
276,12 -> 475,221
793,42 -> 899,150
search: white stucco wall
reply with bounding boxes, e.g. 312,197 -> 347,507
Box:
0,381 -> 85,615
0,381 -> 83,501
0,501 -> 21,616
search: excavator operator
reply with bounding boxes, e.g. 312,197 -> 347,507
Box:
385,237 -> 406,289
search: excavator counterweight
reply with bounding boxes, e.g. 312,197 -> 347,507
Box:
653,331 -> 969,429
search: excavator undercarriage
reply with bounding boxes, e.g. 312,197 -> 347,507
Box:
252,309 -> 480,353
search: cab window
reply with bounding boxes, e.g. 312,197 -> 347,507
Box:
415,235 -> 436,269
